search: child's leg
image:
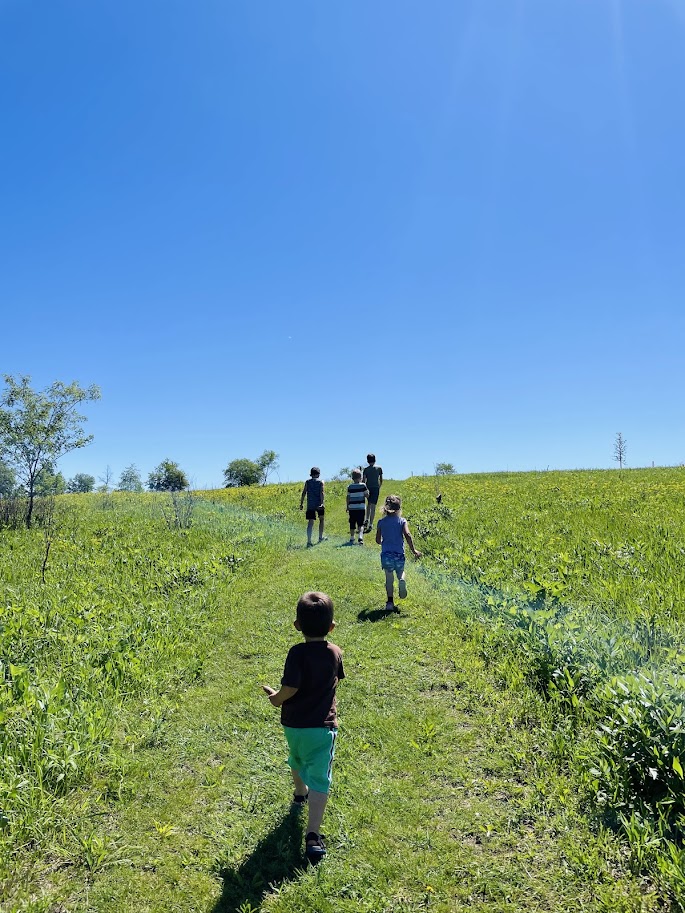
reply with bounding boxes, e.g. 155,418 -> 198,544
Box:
384,568 -> 395,601
291,768 -> 308,798
307,519 -> 314,544
398,567 -> 408,598
357,518 -> 364,542
307,790 -> 328,835
367,502 -> 377,529
318,515 -> 325,541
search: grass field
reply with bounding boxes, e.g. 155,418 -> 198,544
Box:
2,468 -> 685,911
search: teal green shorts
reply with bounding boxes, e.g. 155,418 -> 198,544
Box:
283,726 -> 338,794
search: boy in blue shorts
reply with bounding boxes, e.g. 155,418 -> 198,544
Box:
263,591 -> 344,863
376,494 -> 422,610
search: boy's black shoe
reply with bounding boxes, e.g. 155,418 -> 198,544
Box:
292,792 -> 308,807
305,832 -> 326,863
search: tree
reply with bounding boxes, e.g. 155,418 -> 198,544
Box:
614,432 -> 627,470
148,459 -> 189,492
34,464 -> 67,496
117,464 -> 143,492
0,459 -> 16,498
256,449 -> 279,485
223,458 -> 262,488
435,462 -> 456,475
97,465 -> 115,493
0,375 -> 101,527
331,466 -> 357,482
67,473 -> 96,493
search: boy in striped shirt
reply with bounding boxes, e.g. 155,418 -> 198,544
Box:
346,469 -> 369,545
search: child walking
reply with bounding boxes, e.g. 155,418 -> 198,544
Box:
376,494 -> 422,610
263,591 -> 345,863
362,453 -> 383,533
299,467 -> 327,547
346,469 -> 369,545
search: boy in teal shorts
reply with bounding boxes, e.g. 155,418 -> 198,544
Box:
263,591 -> 344,863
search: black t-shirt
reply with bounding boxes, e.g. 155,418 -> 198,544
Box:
363,465 -> 382,489
280,640 -> 345,728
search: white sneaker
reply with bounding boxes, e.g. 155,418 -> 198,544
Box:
398,579 -> 407,599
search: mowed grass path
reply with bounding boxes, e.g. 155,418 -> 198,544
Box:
73,515 -> 654,913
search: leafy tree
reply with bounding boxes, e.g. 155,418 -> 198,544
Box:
67,473 -> 96,493
0,375 -> 101,527
435,462 -> 456,475
256,449 -> 279,485
117,464 -> 143,492
0,459 -> 16,497
148,459 -> 189,492
224,458 -> 262,488
34,464 -> 66,496
331,466 -> 358,481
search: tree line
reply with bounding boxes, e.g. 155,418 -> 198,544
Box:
0,375 -> 282,528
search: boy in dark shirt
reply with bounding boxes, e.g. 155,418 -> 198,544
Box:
263,591 -> 344,863
362,454 -> 383,533
299,467 -> 327,547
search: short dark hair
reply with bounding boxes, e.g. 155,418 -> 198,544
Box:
366,454 -> 375,463
352,469 -> 362,480
310,467 -> 320,477
297,591 -> 334,637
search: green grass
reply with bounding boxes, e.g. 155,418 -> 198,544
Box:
2,472 -> 685,911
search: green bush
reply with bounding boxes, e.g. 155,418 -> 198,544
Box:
589,673 -> 685,834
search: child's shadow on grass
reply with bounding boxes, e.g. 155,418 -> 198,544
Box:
357,605 -> 401,622
211,809 -> 306,913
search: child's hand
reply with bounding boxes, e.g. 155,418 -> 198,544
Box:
299,504 -> 303,510
262,685 -> 280,706
413,550 -> 422,559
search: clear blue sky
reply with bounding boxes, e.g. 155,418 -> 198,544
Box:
2,1 -> 684,487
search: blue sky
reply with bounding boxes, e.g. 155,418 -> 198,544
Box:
2,0 -> 684,487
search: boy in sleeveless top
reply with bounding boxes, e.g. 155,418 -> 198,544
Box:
346,468 -> 369,545
362,454 -> 383,533
263,591 -> 344,863
299,467 -> 327,547
375,494 -> 422,610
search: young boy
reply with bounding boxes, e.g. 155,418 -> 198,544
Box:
263,591 -> 344,863
376,494 -> 422,610
299,467 -> 327,547
362,454 -> 383,533
346,469 -> 369,545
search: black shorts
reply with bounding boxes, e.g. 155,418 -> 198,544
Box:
367,488 -> 380,505
305,507 -> 325,520
348,509 -> 365,530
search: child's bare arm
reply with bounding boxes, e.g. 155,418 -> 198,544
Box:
319,481 -> 325,508
299,483 -> 307,509
262,684 -> 298,707
403,521 -> 422,558
375,527 -> 382,545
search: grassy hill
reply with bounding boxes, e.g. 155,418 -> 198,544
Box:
2,468 -> 685,911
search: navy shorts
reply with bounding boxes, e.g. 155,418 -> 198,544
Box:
306,507 -> 325,520
348,509 -> 365,530
367,488 -> 380,505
